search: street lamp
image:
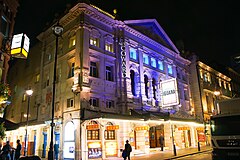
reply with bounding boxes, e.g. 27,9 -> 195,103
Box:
24,88 -> 33,156
48,22 -> 63,160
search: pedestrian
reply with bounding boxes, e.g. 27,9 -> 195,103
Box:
124,140 -> 132,160
1,141 -> 12,160
15,139 -> 22,160
159,134 -> 164,151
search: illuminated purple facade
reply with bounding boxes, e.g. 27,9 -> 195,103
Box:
5,2 -> 204,160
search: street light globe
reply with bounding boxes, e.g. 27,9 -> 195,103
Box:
26,89 -> 33,96
52,23 -> 63,37
214,91 -> 220,96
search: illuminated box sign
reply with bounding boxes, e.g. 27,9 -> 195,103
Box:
106,125 -> 119,130
178,127 -> 190,131
119,37 -> 126,78
160,78 -> 179,107
11,33 -> 30,59
196,127 -> 204,131
86,124 -> 99,130
88,142 -> 102,159
135,126 -> 149,131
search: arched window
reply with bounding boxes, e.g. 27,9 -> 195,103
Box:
144,75 -> 149,98
87,121 -> 100,140
152,78 -> 156,100
130,70 -> 136,96
105,122 -> 115,140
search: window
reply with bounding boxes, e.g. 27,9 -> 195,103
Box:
68,62 -> 75,78
1,16 -> 9,36
152,78 -> 157,100
130,48 -> 137,60
106,100 -> 114,109
143,54 -> 149,65
55,102 -> 60,112
105,43 -> 113,52
89,97 -> 99,107
228,83 -> 231,91
48,53 -> 52,61
46,75 -> 50,86
218,78 -> 222,87
150,58 -> 156,68
67,98 -> 74,108
69,36 -> 76,48
36,74 -> 40,83
90,61 -> 98,77
144,75 -> 149,98
106,66 -> 113,81
105,122 -> 115,140
22,93 -> 27,102
158,60 -> 164,71
90,37 -> 99,47
130,70 -> 136,96
87,130 -> 99,140
168,64 -> 173,74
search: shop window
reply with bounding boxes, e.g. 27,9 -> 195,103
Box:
151,58 -> 157,68
105,43 -> 113,52
87,130 -> 99,140
104,130 -> 115,140
89,97 -> 99,107
67,98 -> 74,108
130,48 -> 137,60
168,64 -> 173,74
90,37 -> 99,47
90,61 -> 98,78
106,100 -> 114,109
143,54 -> 149,65
158,60 -> 164,71
69,36 -> 76,48
106,65 -> 113,81
130,70 -> 136,96
144,75 -> 149,98
152,78 -> 157,100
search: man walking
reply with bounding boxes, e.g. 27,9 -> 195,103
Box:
159,134 -> 164,151
124,140 -> 132,160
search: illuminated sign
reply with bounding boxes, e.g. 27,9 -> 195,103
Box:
119,38 -> 126,78
11,33 -> 30,59
135,126 -> 149,131
105,142 -> 117,156
196,127 -> 204,131
86,124 -> 99,130
106,125 -> 119,130
178,127 -> 190,130
160,78 -> 179,107
88,142 -> 102,159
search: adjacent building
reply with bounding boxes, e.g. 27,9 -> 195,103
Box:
5,2 -> 205,159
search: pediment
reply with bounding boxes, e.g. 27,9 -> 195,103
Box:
124,19 -> 179,53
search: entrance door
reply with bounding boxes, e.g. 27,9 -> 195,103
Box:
149,125 -> 164,148
63,121 -> 75,160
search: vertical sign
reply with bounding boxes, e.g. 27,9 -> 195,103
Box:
119,37 -> 126,78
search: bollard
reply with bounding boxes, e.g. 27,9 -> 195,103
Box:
198,141 -> 200,151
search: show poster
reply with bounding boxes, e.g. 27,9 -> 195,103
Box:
88,142 -> 102,159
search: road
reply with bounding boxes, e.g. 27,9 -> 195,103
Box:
176,151 -> 212,160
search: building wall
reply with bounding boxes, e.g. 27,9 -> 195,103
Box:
6,2 -> 200,160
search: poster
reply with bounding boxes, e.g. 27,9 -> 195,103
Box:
88,142 -> 102,159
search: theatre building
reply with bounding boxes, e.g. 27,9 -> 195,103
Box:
5,1 -> 204,160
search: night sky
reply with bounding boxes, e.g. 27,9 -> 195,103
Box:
13,0 -> 240,66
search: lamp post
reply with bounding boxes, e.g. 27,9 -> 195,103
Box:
24,88 -> 33,156
48,22 -> 63,160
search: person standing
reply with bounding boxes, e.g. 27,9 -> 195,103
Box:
159,134 -> 164,151
124,140 -> 132,160
15,139 -> 22,160
1,141 -> 12,160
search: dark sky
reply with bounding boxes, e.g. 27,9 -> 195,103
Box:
14,0 -> 240,66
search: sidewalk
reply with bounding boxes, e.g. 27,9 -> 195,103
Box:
41,146 -> 212,160
104,145 -> 212,160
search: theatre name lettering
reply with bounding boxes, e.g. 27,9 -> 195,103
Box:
162,89 -> 176,96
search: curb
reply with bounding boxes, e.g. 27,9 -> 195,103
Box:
163,149 -> 212,160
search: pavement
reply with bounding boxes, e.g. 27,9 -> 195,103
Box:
40,146 -> 212,160
105,145 -> 212,160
